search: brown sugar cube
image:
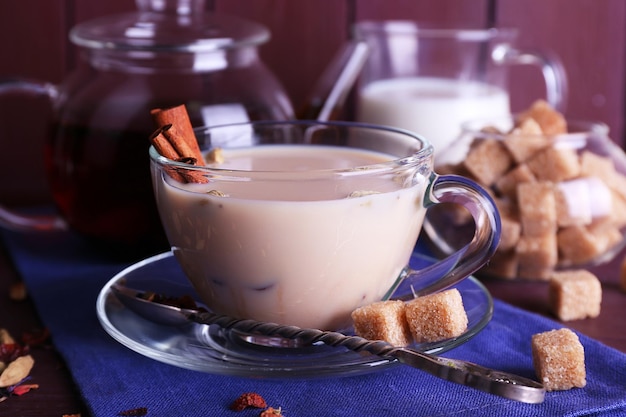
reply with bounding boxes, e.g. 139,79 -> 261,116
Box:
557,224 -> 619,266
555,179 -> 594,227
526,146 -> 580,182
516,234 -> 558,280
482,249 -> 519,279
557,177 -> 614,227
517,182 -> 557,236
499,214 -> 522,252
494,163 -> 536,199
579,151 -> 616,182
517,99 -> 568,135
493,198 -> 521,252
462,138 -> 513,187
494,195 -> 517,216
609,174 -> 626,202
588,219 -> 623,250
549,270 -> 602,321
503,118 -> 549,163
532,328 -> 586,391
404,289 -> 468,343
351,300 -> 412,347
579,151 -> 626,201
436,162 -> 471,177
609,190 -> 626,228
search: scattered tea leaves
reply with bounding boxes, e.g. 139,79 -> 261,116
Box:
118,407 -> 148,416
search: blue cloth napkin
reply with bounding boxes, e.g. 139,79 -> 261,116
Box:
2,229 -> 626,417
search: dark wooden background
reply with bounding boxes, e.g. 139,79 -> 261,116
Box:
1,0 -> 624,204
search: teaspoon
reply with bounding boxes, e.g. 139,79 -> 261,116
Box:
110,283 -> 545,404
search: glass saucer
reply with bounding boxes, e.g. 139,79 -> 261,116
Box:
96,251 -> 493,378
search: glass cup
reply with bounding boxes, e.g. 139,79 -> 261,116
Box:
150,120 -> 501,331
352,21 -> 568,156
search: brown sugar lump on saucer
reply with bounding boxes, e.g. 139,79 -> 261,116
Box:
532,328 -> 586,391
351,300 -> 412,347
404,288 -> 468,343
549,270 -> 602,321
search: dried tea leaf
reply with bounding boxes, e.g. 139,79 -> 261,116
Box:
347,190 -> 380,198
0,343 -> 29,363
9,282 -> 27,301
0,329 -> 14,345
0,355 -> 34,387
12,383 -> 38,396
207,190 -> 228,197
260,407 -> 285,416
230,392 -> 267,411
118,407 -> 148,416
206,147 -> 225,164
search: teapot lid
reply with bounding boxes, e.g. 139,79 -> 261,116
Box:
69,0 -> 269,53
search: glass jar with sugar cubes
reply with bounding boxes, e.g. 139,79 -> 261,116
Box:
425,100 -> 626,280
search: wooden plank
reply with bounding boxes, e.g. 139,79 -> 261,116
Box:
497,0 -> 626,146
354,0 -> 490,26
73,1 -> 135,22
215,0 -> 350,112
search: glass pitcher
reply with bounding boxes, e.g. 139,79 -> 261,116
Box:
0,0 -> 294,258
352,21 -> 568,156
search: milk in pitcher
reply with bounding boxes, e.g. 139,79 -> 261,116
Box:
357,77 -> 511,157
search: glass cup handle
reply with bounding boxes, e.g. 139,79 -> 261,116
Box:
0,78 -> 66,232
492,44 -> 569,112
389,174 -> 501,300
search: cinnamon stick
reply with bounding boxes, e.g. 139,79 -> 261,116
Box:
149,127 -> 185,183
150,105 -> 205,165
149,105 -> 208,183
149,125 -> 179,160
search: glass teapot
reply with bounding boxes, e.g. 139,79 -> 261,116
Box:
0,0 -> 294,258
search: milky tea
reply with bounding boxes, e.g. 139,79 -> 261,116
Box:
151,121 -> 501,332
153,143 -> 426,331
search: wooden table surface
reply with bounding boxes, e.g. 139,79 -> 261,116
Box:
1,241 -> 625,417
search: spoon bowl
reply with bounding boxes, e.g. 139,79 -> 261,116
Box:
111,283 -> 200,327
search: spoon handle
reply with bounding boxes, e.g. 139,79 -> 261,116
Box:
190,311 -> 545,404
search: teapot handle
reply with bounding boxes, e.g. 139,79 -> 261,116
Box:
0,78 -> 67,232
492,45 -> 568,112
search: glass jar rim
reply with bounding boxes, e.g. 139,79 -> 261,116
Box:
460,115 -> 610,139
